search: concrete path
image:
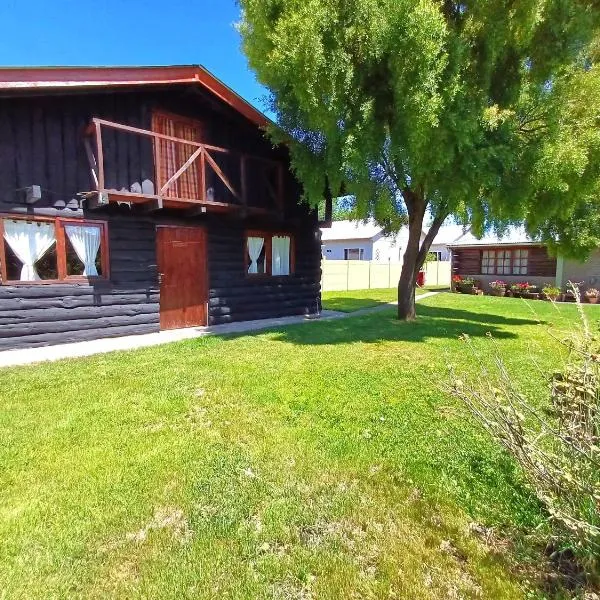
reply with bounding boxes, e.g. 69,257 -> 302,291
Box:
0,291 -> 439,368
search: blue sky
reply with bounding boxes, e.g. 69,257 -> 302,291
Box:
0,0 -> 271,114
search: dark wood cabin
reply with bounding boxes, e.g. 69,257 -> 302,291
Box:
0,66 -> 331,350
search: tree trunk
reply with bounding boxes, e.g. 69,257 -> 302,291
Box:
397,192 -> 426,320
397,192 -> 448,320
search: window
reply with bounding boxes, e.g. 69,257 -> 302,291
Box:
344,248 -> 364,260
152,112 -> 203,200
428,251 -> 443,262
0,216 -> 109,284
246,231 -> 293,276
512,249 -> 528,275
496,250 -> 512,275
479,248 -> 529,275
481,250 -> 495,274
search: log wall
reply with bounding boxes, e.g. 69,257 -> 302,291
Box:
0,87 -> 321,350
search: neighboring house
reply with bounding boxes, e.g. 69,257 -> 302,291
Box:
449,227 -> 600,292
0,66 -> 327,351
320,219 -> 465,262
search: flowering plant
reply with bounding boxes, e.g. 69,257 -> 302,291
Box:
584,288 -> 599,298
452,275 -> 462,283
489,280 -> 506,290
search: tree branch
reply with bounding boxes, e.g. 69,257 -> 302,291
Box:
416,208 -> 449,270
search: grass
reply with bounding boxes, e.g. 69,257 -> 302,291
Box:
1,293 -> 594,599
322,286 -> 447,312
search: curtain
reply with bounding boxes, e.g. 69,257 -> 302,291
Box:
247,236 -> 264,274
152,113 -> 178,195
3,220 -> 55,281
152,113 -> 202,200
65,225 -> 102,276
178,123 -> 201,200
272,236 -> 291,276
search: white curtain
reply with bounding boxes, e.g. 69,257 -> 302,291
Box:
247,236 -> 264,274
3,220 -> 55,281
272,236 -> 291,276
65,225 -> 101,276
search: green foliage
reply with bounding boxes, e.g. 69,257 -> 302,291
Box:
452,293 -> 600,576
238,0 -> 600,258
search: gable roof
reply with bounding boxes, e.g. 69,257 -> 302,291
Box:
0,65 -> 270,128
447,225 -> 539,247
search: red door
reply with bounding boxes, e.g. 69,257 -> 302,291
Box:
156,226 -> 208,330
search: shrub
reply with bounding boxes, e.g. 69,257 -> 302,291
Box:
543,286 -> 561,299
490,280 -> 507,290
451,291 -> 600,576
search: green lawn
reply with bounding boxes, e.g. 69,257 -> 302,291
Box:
322,286 -> 447,312
1,294 -> 593,598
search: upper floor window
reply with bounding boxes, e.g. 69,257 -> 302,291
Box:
152,112 -> 203,201
0,217 -> 109,284
246,231 -> 293,276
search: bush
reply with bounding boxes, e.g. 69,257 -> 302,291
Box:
451,291 -> 599,578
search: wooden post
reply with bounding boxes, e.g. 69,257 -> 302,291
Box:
94,120 -> 105,192
199,149 -> 206,203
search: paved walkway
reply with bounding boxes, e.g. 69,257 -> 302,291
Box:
0,291 -> 439,368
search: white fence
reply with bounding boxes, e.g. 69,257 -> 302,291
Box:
321,260 -> 451,292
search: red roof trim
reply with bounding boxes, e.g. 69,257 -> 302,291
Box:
0,66 -> 270,128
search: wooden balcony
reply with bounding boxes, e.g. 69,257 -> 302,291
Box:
84,117 -> 285,216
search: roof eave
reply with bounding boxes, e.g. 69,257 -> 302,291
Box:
0,65 -> 272,128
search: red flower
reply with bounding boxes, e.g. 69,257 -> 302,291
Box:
452,275 -> 462,283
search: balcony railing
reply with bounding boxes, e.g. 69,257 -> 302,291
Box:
84,117 -> 285,215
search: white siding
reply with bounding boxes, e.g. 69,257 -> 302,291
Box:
321,239 -> 373,260
561,250 -> 600,290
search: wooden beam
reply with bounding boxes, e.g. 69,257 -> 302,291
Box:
160,146 -> 203,195
204,150 -> 240,201
83,137 -> 99,189
86,191 -> 109,210
94,120 -> 105,191
199,149 -> 206,203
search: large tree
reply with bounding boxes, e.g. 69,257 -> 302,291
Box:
238,0 -> 600,319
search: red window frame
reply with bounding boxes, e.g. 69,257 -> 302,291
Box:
244,230 -> 295,277
0,214 -> 110,285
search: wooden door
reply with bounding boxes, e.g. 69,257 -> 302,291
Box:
156,226 -> 208,330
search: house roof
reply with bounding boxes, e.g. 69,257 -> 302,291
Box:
320,219 -> 384,241
0,65 -> 270,128
447,225 -> 540,247
321,220 -> 470,245
430,223 -> 470,245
